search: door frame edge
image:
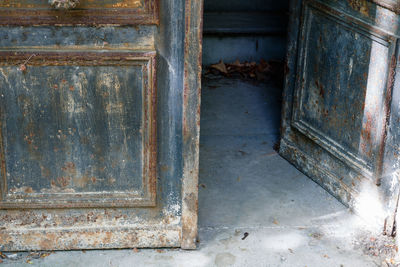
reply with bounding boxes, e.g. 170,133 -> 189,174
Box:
181,0 -> 204,250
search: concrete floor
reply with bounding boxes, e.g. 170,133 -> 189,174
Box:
1,77 -> 388,266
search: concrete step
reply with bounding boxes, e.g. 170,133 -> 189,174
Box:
202,12 -> 288,65
202,35 -> 287,65
203,12 -> 288,35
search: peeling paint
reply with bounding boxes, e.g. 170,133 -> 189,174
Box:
280,0 -> 400,235
0,0 -> 201,251
0,0 -> 158,26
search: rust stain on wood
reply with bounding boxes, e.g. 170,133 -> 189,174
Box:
0,0 -> 158,25
181,0 -> 203,250
0,51 -> 157,209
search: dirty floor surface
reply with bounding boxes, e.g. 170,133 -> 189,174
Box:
1,77 -> 389,266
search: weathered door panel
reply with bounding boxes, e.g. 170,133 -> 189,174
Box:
0,0 -> 158,25
0,0 -> 203,251
281,0 -> 400,231
0,51 -> 156,208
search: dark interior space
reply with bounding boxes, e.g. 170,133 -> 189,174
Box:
202,0 -> 289,65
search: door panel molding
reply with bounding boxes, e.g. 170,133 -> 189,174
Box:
291,0 -> 395,180
281,0 -> 400,234
0,0 -> 159,25
0,0 -> 203,251
0,51 -> 157,209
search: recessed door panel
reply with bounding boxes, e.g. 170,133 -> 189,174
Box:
291,2 -> 394,178
280,0 -> 400,232
0,52 -> 156,209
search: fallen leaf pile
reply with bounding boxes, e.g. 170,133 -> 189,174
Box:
205,59 -> 284,85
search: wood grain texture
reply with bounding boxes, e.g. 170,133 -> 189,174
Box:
280,0 -> 400,235
181,0 -> 203,250
0,51 -> 157,209
0,0 -> 203,251
0,0 -> 158,25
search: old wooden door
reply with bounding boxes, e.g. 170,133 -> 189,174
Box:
280,0 -> 400,233
0,0 -> 203,250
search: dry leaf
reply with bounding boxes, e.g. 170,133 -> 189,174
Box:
231,59 -> 242,67
205,59 -> 284,85
210,60 -> 228,74
273,219 -> 279,225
